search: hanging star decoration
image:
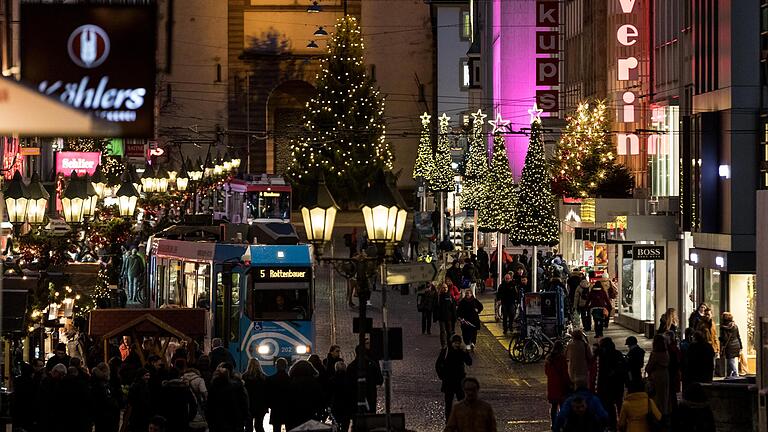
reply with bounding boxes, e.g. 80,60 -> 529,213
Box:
471,109 -> 487,125
528,103 -> 544,124
420,112 -> 432,126
438,113 -> 451,128
488,112 -> 510,134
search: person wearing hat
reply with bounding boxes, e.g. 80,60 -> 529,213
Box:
625,336 -> 646,387
45,342 -> 71,372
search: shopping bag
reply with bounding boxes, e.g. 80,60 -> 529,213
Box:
739,352 -> 751,375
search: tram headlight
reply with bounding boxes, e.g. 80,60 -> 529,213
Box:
295,345 -> 310,355
257,344 -> 271,355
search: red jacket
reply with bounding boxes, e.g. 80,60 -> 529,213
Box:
545,354 -> 572,403
586,287 -> 611,312
449,284 -> 461,303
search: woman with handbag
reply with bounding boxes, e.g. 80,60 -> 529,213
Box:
645,335 -> 670,418
719,311 -> 743,378
618,380 -> 662,432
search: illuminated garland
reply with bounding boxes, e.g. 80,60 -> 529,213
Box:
412,112 -> 433,180
428,114 -> 455,192
460,110 -> 489,210
477,125 -> 516,233
287,15 -> 392,202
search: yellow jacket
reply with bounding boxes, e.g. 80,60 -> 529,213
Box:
618,392 -> 662,432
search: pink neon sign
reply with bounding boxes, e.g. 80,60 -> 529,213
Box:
55,151 -> 101,176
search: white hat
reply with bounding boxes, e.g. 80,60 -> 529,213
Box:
601,272 -> 610,280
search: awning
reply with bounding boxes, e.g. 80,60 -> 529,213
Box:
0,77 -> 120,136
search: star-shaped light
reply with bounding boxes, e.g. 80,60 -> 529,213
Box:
420,112 -> 431,126
438,113 -> 451,128
528,103 -> 543,124
488,112 -> 510,134
470,109 -> 487,126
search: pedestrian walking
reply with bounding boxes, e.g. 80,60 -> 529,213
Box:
595,337 -> 626,431
443,377 -> 497,432
658,308 -> 679,336
456,289 -> 483,350
436,335 -> 473,420
209,338 -> 236,369
11,362 -> 36,432
323,345 -> 344,375
329,361 -> 354,432
574,280 -> 592,331
719,311 -> 743,378
446,277 -> 461,303
206,363 -> 249,432
685,331 -> 715,384
90,362 -> 121,432
266,358 -> 291,432
180,360 -> 208,411
496,273 -> 519,334
565,330 -> 592,384
645,335 -> 670,418
545,341 -> 572,429
617,380 -> 661,432
670,383 -> 716,432
418,283 -> 437,335
243,359 -> 268,432
434,283 -> 458,347
586,281 -> 611,337
157,368 -> 198,432
477,245 -> 490,287
553,381 -> 609,432
286,360 -> 324,430
565,269 -> 583,322
121,368 -> 152,432
624,336 -> 645,387
346,343 -> 384,414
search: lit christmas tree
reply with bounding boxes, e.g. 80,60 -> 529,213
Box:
512,104 -> 560,246
550,100 -> 616,197
287,16 -> 392,203
412,112 -> 433,181
460,109 -> 488,210
428,113 -> 455,192
477,113 -> 516,233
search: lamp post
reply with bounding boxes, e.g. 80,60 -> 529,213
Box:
26,171 -> 49,226
115,173 -> 139,218
61,171 -> 88,225
300,176 -> 339,255
140,163 -> 157,194
4,170 -> 29,237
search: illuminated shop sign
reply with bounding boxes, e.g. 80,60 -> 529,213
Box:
616,0 -> 640,155
20,4 -> 156,137
2,137 -> 23,180
55,152 -> 101,176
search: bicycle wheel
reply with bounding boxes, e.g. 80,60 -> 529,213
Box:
522,338 -> 543,363
509,336 -> 525,362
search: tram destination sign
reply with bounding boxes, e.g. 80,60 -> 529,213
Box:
253,267 -> 312,282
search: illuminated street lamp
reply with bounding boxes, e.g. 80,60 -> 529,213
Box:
360,170 -> 408,246
300,176 -> 339,255
203,159 -> 215,179
91,165 -> 108,199
176,164 -> 190,192
140,163 -> 157,193
155,166 -> 170,193
26,171 -> 50,225
214,152 -> 224,177
231,156 -> 241,170
115,173 -> 139,218
188,157 -> 203,182
81,173 -> 99,219
61,171 -> 88,224
4,170 -> 28,226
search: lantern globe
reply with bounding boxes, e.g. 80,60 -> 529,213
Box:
115,175 -> 139,217
4,170 -> 29,224
360,170 -> 408,244
61,171 -> 88,224
299,178 -> 339,245
26,171 -> 50,225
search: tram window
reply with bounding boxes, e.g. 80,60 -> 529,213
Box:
248,289 -> 310,321
168,260 -> 181,306
230,273 -> 241,343
247,192 -> 291,220
156,264 -> 166,308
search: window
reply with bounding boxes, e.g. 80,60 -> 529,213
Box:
248,288 -> 311,321
461,59 -> 470,89
461,10 -> 472,40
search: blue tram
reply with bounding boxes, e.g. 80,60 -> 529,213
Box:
148,239 -> 314,372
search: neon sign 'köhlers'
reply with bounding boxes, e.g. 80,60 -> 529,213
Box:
616,0 -> 640,156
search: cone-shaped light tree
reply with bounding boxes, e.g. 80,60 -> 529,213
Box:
428,113 -> 455,192
512,104 -> 560,247
287,16 -> 393,204
412,112 -> 434,181
460,109 -> 488,211
477,113 -> 516,233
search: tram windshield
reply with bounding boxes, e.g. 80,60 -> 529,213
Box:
247,191 -> 291,220
247,284 -> 311,321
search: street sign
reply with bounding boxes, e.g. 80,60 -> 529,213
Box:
385,262 -> 437,285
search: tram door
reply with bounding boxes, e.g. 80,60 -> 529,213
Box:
213,264 -> 243,366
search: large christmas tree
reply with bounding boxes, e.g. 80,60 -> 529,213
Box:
511,105 -> 560,246
477,114 -> 516,233
412,112 -> 433,181
287,16 -> 392,203
428,113 -> 455,192
460,109 -> 488,210
551,100 -> 622,197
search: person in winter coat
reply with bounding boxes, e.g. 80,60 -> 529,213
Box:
645,335 -> 670,417
436,335 -> 473,420
670,383 -> 716,432
658,308 -> 679,336
434,283 -> 458,347
419,283 -> 438,335
553,382 -> 609,432
206,363 -> 249,432
664,331 -> 682,410
446,278 -> 461,303
595,337 -> 626,431
565,330 -> 592,384
444,377 -> 497,432
447,262 -> 463,290
625,336 -> 646,387
695,309 -> 720,356
285,360 -> 324,430
586,282 -> 612,337
346,344 -> 384,414
617,380 -> 662,432
329,361 -> 354,432
565,270 -> 583,321
243,359 -> 269,432
181,364 -> 208,407
157,368 -> 198,432
688,303 -> 708,332
496,273 -> 520,334
209,338 -> 236,369
121,368 -> 152,432
90,363 -> 121,432
11,362 -> 37,431
323,345 -> 344,376
267,358 -> 291,431
685,331 -> 715,384
456,290 -> 483,350
574,280 -> 592,331
545,341 -> 572,428
719,311 -> 743,377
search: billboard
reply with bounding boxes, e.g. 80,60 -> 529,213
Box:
20,4 -> 156,137
55,152 -> 101,176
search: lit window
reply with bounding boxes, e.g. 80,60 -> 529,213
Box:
461,59 -> 470,88
461,11 -> 471,40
